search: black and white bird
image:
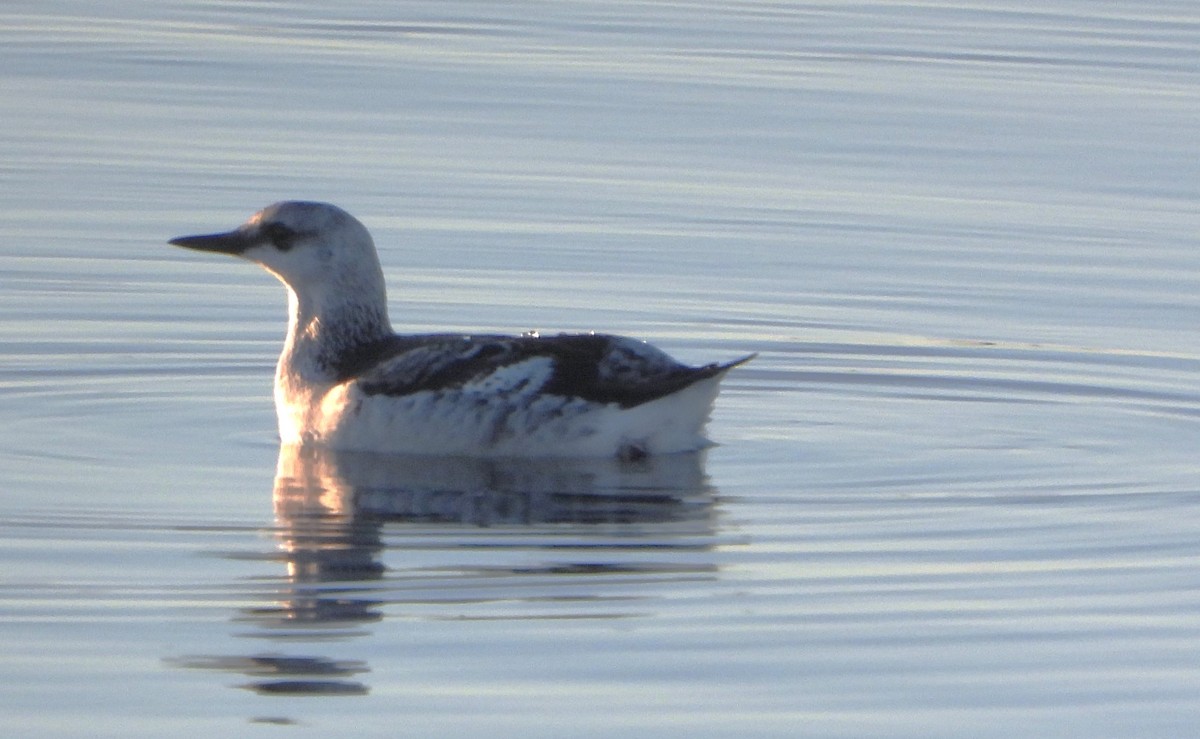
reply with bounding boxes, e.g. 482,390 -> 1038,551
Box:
169,201 -> 750,458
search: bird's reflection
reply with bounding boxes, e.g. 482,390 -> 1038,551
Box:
274,444 -> 715,527
172,445 -> 718,700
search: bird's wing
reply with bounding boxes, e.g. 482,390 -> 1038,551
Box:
351,335 -> 526,397
350,333 -> 748,408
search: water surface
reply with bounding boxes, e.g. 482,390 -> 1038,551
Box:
2,1 -> 1199,736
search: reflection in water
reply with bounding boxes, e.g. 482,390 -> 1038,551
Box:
167,654 -> 370,697
274,444 -> 714,526
171,446 -> 718,701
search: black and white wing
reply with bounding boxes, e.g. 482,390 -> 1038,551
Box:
345,333 -> 750,408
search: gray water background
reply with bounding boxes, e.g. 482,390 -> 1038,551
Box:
2,2 -> 1199,736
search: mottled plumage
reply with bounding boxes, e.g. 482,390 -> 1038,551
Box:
169,201 -> 750,457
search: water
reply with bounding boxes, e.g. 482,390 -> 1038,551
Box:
2,1 -> 1199,736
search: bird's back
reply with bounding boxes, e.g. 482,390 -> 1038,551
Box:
303,332 -> 750,457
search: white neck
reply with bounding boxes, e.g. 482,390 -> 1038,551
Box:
274,277 -> 392,441
278,279 -> 392,376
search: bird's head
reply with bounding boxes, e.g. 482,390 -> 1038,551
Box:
169,201 -> 384,297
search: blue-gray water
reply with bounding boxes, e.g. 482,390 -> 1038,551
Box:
2,2 -> 1199,736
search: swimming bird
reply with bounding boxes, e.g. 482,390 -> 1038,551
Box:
169,201 -> 750,458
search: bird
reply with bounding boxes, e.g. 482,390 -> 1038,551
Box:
169,201 -> 751,458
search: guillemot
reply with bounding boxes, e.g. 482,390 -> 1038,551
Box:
169,201 -> 750,458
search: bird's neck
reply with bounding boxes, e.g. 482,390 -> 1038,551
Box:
277,283 -> 393,391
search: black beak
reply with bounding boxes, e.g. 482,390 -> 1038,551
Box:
168,229 -> 256,255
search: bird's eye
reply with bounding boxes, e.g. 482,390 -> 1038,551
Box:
261,222 -> 298,251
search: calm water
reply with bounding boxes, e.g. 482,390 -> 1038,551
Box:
2,1 -> 1199,736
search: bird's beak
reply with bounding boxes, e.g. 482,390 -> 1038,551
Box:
168,228 -> 256,256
